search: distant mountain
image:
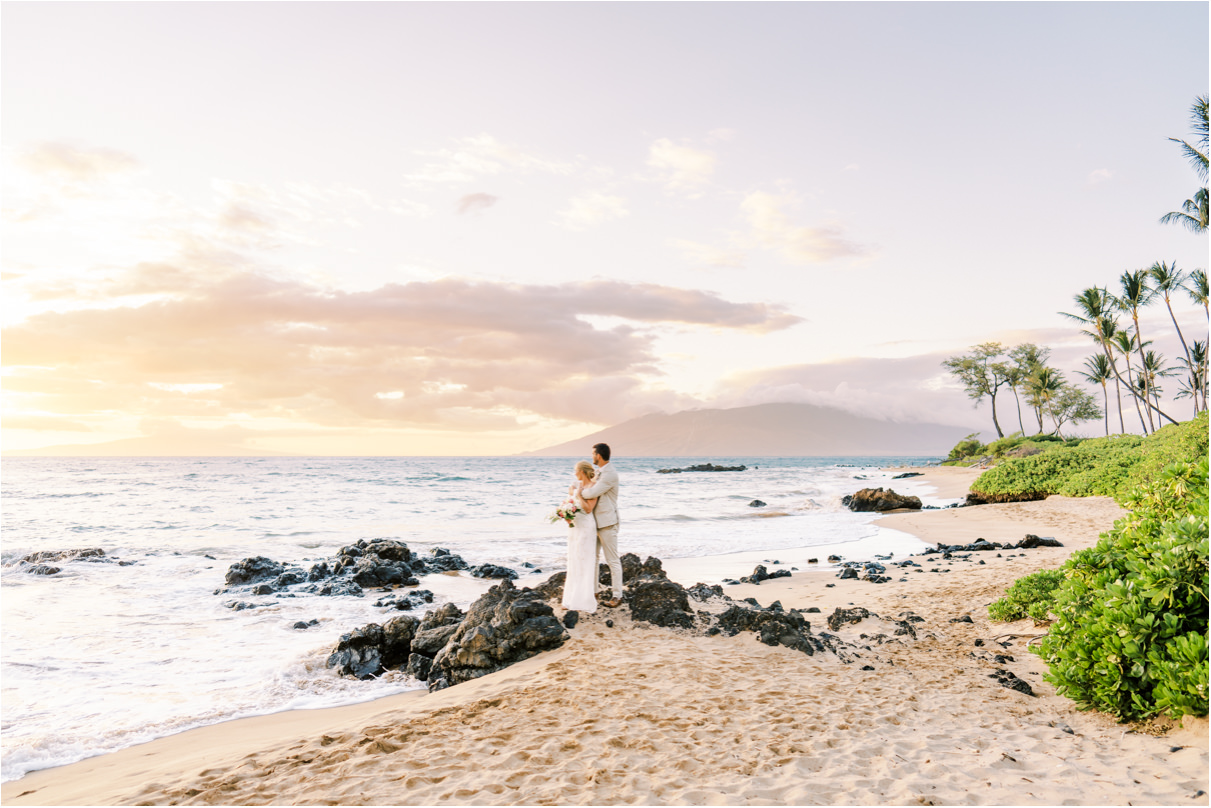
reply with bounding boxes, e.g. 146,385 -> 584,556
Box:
519,402 -> 968,457
3,435 -> 295,457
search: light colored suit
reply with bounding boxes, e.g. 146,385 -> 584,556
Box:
581,461 -> 621,598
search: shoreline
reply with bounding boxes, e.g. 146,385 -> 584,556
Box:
4,466 -> 1207,806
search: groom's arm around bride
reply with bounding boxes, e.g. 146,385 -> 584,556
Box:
580,443 -> 622,606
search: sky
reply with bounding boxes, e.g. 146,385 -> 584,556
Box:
2,1 -> 1207,455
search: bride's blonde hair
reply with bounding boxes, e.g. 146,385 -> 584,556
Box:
574,460 -> 596,478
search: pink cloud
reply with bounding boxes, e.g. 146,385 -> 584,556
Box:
4,272 -> 798,431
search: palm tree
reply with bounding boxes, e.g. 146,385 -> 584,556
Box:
1097,316 -> 1128,432
1149,260 -> 1199,411
1007,343 -> 1050,436
1112,270 -> 1179,428
1161,94 -> 1209,234
1115,269 -> 1157,429
1061,288 -> 1140,432
1187,268 -> 1209,321
1139,350 -> 1179,416
1111,330 -> 1150,433
1025,366 -> 1064,435
1175,340 -> 1209,416
1078,354 -> 1114,435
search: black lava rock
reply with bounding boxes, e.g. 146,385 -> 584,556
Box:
827,607 -> 871,631
469,563 -> 519,581
225,556 -> 286,586
22,548 -> 107,564
1017,534 -> 1063,549
686,582 -> 725,601
326,624 -> 387,680
627,577 -> 694,629
429,580 -> 568,687
990,668 -> 1035,696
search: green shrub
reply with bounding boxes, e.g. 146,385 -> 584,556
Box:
944,433 -> 986,464
969,411 -> 1207,503
1037,458 -> 1209,721
988,568 -> 1065,623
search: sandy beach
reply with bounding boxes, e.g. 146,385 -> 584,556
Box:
3,467 -> 1207,806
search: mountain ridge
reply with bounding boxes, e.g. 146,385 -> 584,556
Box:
519,402 -> 968,457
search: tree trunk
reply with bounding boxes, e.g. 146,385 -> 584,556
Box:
1164,294 -> 1197,409
1131,313 -> 1156,432
1102,343 -> 1126,433
1100,382 -> 1109,436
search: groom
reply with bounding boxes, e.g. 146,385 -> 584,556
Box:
580,442 -> 622,607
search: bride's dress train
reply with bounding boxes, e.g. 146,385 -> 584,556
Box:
562,507 -> 598,613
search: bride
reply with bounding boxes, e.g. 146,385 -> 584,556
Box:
561,460 -> 599,613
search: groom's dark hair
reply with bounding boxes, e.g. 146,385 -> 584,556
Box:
593,443 -> 611,461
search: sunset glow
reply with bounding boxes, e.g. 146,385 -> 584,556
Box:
3,2 -> 1207,455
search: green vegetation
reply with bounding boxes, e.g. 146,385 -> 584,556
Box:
943,431 -> 1069,467
988,569 -> 1066,624
1037,458 -> 1209,721
979,94 -> 1210,725
967,411 -> 1207,502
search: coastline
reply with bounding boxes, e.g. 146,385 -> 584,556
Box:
4,467 -> 1207,806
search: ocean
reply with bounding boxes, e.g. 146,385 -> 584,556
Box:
0,455 -> 954,782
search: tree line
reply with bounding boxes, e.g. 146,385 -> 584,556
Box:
946,95 -> 1209,439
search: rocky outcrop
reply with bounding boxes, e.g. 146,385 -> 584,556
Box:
469,563 -> 519,580
626,576 -> 695,629
739,564 -> 791,585
428,580 -> 568,689
225,556 -> 287,586
595,552 -> 667,590
1017,534 -> 1064,549
686,582 -> 725,600
417,548 -> 470,574
21,548 -> 108,564
835,561 -> 892,584
827,607 -> 872,631
842,488 -> 922,512
531,571 -> 566,601
657,463 -> 747,474
711,604 -> 829,655
990,668 -> 1035,696
892,472 -> 924,479
219,539 -> 519,602
922,534 -> 1063,554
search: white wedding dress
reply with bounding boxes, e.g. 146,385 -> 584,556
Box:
561,496 -> 598,613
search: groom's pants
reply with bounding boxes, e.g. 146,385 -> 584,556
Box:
595,523 -> 622,599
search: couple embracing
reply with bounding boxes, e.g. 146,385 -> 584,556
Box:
559,443 -> 622,614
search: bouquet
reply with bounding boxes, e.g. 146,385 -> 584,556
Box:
547,499 -> 581,527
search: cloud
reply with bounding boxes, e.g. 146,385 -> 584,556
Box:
1088,168 -> 1113,184
2,415 -> 94,432
3,272 -> 800,432
17,142 -> 140,181
740,191 -> 865,264
648,139 -> 717,193
712,353 -> 990,430
555,192 -> 629,230
406,134 -> 579,184
455,193 -> 499,215
668,239 -> 745,269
